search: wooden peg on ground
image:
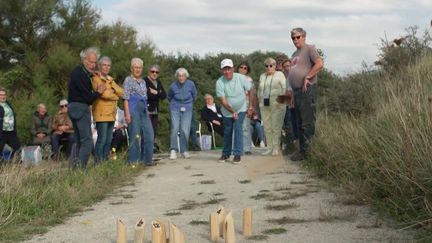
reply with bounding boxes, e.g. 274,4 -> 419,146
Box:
217,205 -> 226,237
151,220 -> 163,243
224,212 -> 236,243
134,218 -> 145,243
116,218 -> 127,243
210,212 -> 219,241
242,208 -> 252,236
155,219 -> 167,243
169,222 -> 185,243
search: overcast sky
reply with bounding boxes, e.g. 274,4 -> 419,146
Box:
92,0 -> 431,75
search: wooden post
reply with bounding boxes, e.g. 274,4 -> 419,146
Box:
209,212 -> 219,241
169,222 -> 175,243
242,208 -> 252,236
116,219 -> 127,243
224,212 -> 235,243
217,205 -> 226,237
151,221 -> 163,243
155,219 -> 167,243
134,218 -> 145,243
170,222 -> 185,243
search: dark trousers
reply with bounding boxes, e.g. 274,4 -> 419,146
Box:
149,114 -> 158,138
294,85 -> 317,155
51,132 -> 74,157
111,129 -> 127,150
68,102 -> 93,168
0,130 -> 21,162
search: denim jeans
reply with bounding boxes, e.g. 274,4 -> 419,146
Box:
294,85 -> 317,154
251,120 -> 265,143
189,112 -> 199,147
170,109 -> 192,153
127,101 -> 154,164
243,116 -> 252,152
51,132 -> 74,156
222,112 -> 246,156
95,121 -> 114,163
68,102 -> 93,168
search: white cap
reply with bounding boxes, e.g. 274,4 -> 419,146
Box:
59,99 -> 68,106
220,59 -> 233,69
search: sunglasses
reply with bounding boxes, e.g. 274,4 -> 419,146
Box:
60,105 -> 68,108
291,35 -> 302,40
239,66 -> 248,70
265,64 -> 274,68
150,70 -> 160,74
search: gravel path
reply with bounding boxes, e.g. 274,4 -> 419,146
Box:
26,149 -> 411,243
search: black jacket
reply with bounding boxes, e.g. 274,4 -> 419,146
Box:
144,76 -> 167,113
67,64 -> 101,105
201,105 -> 223,123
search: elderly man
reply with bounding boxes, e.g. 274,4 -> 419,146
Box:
67,47 -> 106,168
287,28 -> 324,161
144,64 -> 166,153
31,103 -> 51,145
216,59 -> 254,164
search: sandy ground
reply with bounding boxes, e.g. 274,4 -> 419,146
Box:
25,148 -> 412,243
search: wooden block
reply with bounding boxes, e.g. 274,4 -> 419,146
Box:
209,212 -> 219,241
116,218 -> 127,243
169,222 -> 175,243
151,220 -> 163,243
224,212 -> 236,243
134,218 -> 145,243
155,219 -> 167,243
242,208 -> 252,236
217,205 -> 226,237
170,222 -> 185,243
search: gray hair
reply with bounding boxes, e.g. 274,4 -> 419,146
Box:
98,56 -> 112,65
80,47 -> 100,62
291,27 -> 306,37
204,93 -> 213,99
148,64 -> 160,71
37,103 -> 46,109
130,57 -> 143,67
175,67 -> 189,79
264,57 -> 276,65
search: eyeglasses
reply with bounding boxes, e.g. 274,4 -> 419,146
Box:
150,70 -> 160,74
291,35 -> 302,40
239,66 -> 248,70
265,64 -> 274,68
60,105 -> 67,108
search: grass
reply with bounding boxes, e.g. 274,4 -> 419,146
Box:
189,220 -> 208,225
178,200 -> 200,210
265,203 -> 299,211
318,207 -> 358,222
164,210 -> 182,216
238,179 -> 251,184
199,180 -> 215,184
203,197 -> 226,205
246,234 -> 269,241
262,228 -> 287,234
267,216 -> 307,225
0,158 -> 143,242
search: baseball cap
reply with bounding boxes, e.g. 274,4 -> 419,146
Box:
59,99 -> 68,106
220,59 -> 234,69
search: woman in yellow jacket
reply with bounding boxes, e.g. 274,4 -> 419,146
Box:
92,56 -> 124,163
258,57 -> 286,156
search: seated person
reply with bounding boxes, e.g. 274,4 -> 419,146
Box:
31,103 -> 51,145
250,112 -> 266,148
111,107 -> 128,151
51,99 -> 74,159
200,94 -> 223,136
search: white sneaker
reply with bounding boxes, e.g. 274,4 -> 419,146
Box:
272,148 -> 280,156
182,152 -> 191,159
261,149 -> 273,156
251,142 -> 255,148
170,150 -> 177,160
260,141 -> 266,148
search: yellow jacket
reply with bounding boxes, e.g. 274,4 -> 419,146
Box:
92,74 -> 124,122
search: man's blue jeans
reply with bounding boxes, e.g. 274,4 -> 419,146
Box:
222,112 -> 246,156
95,121 -> 114,162
68,102 -> 93,168
170,109 -> 192,153
128,101 -> 154,164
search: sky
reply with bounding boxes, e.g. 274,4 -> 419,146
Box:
92,0 -> 431,75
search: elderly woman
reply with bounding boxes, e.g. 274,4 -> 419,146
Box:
167,68 -> 197,160
92,56 -> 124,163
123,57 -> 154,166
258,57 -> 286,156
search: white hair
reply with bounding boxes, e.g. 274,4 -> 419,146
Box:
98,56 -> 112,65
175,67 -> 189,79
80,47 -> 100,62
130,57 -> 143,67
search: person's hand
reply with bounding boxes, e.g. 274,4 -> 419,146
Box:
97,83 -> 106,94
149,88 -> 158,95
125,113 -> 131,124
302,77 -> 312,93
213,120 -> 221,126
247,107 -> 254,117
233,112 -> 239,120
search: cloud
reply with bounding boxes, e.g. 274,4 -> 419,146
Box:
94,0 -> 432,74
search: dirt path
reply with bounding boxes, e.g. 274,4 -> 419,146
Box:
26,149 -> 410,243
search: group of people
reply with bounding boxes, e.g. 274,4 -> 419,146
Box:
0,27 -> 322,166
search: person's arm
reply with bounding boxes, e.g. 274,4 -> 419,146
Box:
123,100 -> 130,125
303,46 -> 324,92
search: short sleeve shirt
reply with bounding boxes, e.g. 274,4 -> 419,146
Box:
216,73 -> 251,117
288,44 -> 321,88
